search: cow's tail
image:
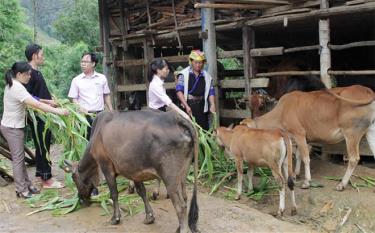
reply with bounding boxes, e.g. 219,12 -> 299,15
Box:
281,131 -> 294,191
188,122 -> 199,232
327,89 -> 375,105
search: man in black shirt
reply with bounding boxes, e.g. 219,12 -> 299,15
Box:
25,44 -> 64,189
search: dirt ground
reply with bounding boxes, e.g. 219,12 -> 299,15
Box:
0,145 -> 374,233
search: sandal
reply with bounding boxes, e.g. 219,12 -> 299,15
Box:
28,185 -> 40,194
16,191 -> 33,199
42,179 -> 65,189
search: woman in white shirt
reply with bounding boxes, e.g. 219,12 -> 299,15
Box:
148,58 -> 190,120
0,61 -> 69,199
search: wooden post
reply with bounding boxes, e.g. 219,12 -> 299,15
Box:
100,0 -> 115,108
143,39 -> 154,106
319,0 -> 332,88
202,0 -> 219,125
243,26 -> 256,118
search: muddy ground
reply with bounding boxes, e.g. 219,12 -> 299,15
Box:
0,145 -> 374,233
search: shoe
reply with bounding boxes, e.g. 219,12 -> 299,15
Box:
42,178 -> 65,189
16,191 -> 33,199
28,185 -> 40,194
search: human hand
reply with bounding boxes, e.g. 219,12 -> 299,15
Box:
186,105 -> 192,116
79,106 -> 88,114
57,108 -> 70,116
210,104 -> 216,113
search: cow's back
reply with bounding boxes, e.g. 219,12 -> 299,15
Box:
259,85 -> 375,143
90,110 -> 194,180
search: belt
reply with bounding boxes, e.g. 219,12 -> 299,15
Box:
88,110 -> 103,114
187,95 -> 204,100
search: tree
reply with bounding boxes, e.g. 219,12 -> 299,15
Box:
0,0 -> 32,112
53,0 -> 99,49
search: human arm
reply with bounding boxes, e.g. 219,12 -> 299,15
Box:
71,98 -> 88,114
104,94 -> 113,111
24,97 -> 69,116
168,102 -> 191,122
208,80 -> 216,113
176,91 -> 192,116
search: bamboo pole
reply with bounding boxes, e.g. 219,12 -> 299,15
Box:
172,0 -> 183,50
255,70 -> 375,77
319,0 -> 332,88
213,0 -> 290,5
195,3 -> 270,9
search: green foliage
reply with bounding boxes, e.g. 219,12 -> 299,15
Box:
0,0 -> 32,113
40,42 -> 89,98
53,0 -> 99,49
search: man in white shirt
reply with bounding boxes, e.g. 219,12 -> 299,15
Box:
68,52 -> 113,139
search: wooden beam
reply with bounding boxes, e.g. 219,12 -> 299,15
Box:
262,0 -> 320,16
250,47 -> 284,57
284,45 -> 320,53
220,109 -> 250,119
220,78 -> 269,88
329,70 -> 375,75
217,50 -> 244,59
329,40 -> 375,50
117,82 -> 176,92
195,3 -> 271,9
256,71 -> 320,77
255,70 -> 375,77
247,2 -> 375,27
214,0 -> 290,5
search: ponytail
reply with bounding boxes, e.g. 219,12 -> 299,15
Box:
148,58 -> 169,82
4,61 -> 32,88
5,69 -> 14,87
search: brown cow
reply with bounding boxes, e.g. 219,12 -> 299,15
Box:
215,125 -> 297,216
63,110 -> 199,233
241,85 -> 375,191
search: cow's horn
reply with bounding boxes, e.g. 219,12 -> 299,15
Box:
227,123 -> 234,130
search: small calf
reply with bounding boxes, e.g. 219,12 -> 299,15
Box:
215,125 -> 297,216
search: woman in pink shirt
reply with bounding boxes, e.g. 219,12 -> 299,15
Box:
148,58 -> 190,120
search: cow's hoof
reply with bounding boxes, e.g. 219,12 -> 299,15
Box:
151,192 -> 159,201
111,217 -> 120,225
143,214 -> 155,225
128,186 -> 135,194
235,194 -> 241,200
301,181 -> 310,189
277,210 -> 284,218
291,208 -> 297,216
335,183 -> 345,191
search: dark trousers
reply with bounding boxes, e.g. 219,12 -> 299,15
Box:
188,99 -> 209,130
86,115 -> 94,141
28,117 -> 52,181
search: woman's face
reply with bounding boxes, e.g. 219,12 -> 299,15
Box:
157,65 -> 170,79
16,70 -> 31,84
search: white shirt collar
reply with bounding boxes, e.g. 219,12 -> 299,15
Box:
153,74 -> 164,84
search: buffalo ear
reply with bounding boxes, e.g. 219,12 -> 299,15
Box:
62,160 -> 73,173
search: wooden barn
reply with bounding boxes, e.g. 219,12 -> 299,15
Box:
97,0 -> 375,155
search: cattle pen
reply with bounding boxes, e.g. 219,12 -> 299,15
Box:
97,0 -> 375,156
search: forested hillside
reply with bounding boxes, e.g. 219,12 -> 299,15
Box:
0,0 -> 100,109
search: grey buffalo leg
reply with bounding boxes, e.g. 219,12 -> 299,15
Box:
100,163 -> 120,225
166,182 -> 188,233
134,181 -> 155,224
